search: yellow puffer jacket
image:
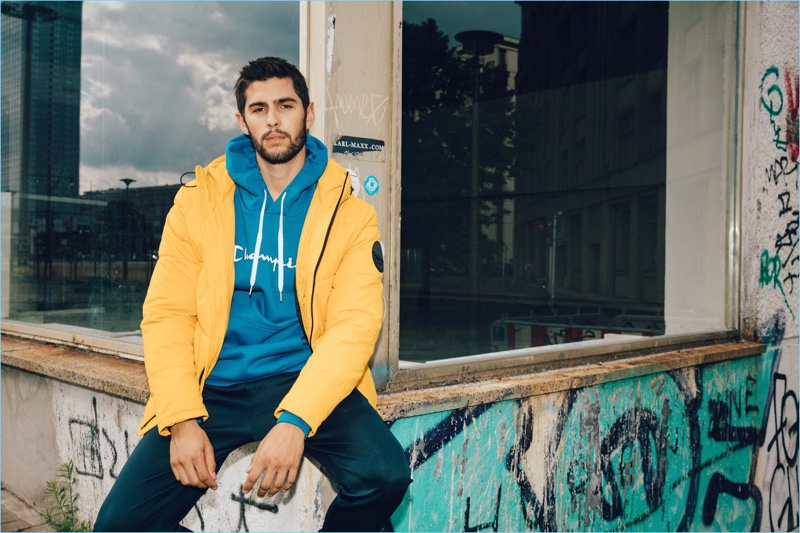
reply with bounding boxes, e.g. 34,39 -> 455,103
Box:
137,155 -> 383,437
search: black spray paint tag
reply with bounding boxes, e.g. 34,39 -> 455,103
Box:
372,241 -> 384,273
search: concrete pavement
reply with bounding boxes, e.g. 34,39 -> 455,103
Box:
1,488 -> 55,532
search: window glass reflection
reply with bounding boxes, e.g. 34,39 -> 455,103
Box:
2,1 -> 299,333
400,2 -> 670,361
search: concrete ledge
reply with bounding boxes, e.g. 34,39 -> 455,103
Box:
1,334 -> 765,421
377,340 -> 766,419
1,335 -> 149,404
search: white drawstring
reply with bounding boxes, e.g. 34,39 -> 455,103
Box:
248,190 -> 287,301
278,192 -> 286,302
249,190 -> 267,296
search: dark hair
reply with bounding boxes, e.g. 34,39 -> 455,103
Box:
234,57 -> 310,115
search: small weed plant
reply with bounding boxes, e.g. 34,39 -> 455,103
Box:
40,461 -> 92,532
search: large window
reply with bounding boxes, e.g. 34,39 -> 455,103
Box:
398,2 -> 738,364
2,1 -> 741,383
1,2 -> 299,338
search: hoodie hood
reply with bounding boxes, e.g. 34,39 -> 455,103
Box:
225,133 -> 328,203
225,133 -> 328,298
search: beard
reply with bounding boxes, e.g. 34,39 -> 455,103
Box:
250,125 -> 307,165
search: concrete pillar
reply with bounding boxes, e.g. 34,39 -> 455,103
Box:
301,2 -> 402,388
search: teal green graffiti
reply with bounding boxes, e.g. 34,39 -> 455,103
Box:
760,65 -> 789,152
761,66 -> 784,117
390,402 -> 526,532
388,352 -> 777,531
760,249 -> 796,321
554,374 -> 691,531
695,355 -> 774,531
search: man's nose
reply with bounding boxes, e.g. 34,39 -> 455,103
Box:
266,108 -> 279,127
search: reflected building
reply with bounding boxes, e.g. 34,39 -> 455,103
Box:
81,183 -> 182,261
513,2 -> 668,308
2,1 -> 82,259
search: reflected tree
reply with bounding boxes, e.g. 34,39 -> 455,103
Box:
401,18 -> 515,280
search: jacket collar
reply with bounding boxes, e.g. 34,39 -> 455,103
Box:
316,159 -> 351,204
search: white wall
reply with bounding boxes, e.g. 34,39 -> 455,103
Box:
740,4 -> 799,529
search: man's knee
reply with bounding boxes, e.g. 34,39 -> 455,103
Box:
352,449 -> 411,503
383,459 -> 412,502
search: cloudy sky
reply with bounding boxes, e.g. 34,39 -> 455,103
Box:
79,1 -> 519,194
79,2 -> 299,193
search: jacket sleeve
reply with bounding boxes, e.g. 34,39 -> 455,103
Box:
141,185 -> 207,436
275,204 -> 383,436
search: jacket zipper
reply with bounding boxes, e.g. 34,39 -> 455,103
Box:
300,172 -> 348,346
295,285 -> 309,345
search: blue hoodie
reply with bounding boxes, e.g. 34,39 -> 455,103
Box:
206,134 -> 327,404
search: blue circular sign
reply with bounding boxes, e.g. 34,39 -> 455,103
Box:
364,175 -> 380,196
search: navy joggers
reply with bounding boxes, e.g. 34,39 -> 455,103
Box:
94,372 -> 411,532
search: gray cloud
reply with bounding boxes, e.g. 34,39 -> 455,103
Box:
80,2 -> 299,192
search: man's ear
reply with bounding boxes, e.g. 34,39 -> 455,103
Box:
305,102 -> 315,131
235,112 -> 250,136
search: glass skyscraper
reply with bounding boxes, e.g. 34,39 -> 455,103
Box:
2,1 -> 82,309
2,1 -> 82,197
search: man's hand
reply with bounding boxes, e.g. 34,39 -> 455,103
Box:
169,419 -> 218,490
243,423 -> 305,497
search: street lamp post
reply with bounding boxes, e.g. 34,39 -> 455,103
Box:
120,178 -> 135,280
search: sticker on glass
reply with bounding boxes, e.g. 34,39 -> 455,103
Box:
364,175 -> 380,196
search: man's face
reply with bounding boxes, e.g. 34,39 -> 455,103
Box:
235,77 -> 315,165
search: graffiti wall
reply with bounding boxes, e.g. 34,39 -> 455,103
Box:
389,351 -> 794,532
5,348 -> 791,532
756,320 -> 799,533
746,4 -> 800,532
757,62 -> 799,325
